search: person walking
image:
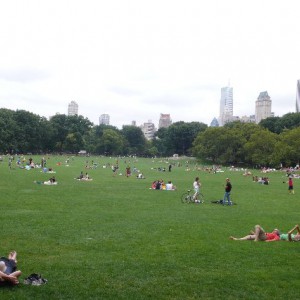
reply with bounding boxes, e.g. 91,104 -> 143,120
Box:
193,177 -> 201,203
223,178 -> 232,205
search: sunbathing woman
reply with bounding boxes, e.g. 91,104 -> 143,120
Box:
0,251 -> 22,286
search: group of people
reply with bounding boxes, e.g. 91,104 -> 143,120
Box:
192,176 -> 232,205
76,171 -> 92,180
253,176 -> 270,185
230,224 -> 300,242
151,180 -> 176,190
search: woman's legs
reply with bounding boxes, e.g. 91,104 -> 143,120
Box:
230,234 -> 255,241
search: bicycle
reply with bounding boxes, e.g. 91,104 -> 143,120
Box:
181,189 -> 204,204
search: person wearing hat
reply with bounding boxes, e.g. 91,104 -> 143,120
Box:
223,178 -> 232,205
0,251 -> 22,285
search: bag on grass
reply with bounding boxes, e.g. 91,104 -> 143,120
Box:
23,273 -> 48,286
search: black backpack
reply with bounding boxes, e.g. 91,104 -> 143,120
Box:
24,273 -> 48,286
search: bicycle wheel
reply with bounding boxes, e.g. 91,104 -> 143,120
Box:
199,193 -> 205,203
181,192 -> 192,203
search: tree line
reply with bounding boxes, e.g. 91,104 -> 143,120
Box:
192,115 -> 300,167
0,108 -> 300,167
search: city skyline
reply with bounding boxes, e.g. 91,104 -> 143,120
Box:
0,1 -> 299,128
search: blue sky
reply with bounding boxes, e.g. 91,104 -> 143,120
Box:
0,0 -> 299,128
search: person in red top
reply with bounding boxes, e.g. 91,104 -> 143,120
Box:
288,176 -> 294,194
230,225 -> 280,241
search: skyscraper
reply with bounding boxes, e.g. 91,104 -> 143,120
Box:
140,120 -> 156,140
210,117 -> 219,127
296,79 -> 300,113
99,114 -> 110,125
219,86 -> 233,126
68,101 -> 78,116
255,91 -> 272,124
158,113 -> 172,129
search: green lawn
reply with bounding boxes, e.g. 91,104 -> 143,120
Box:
1,155 -> 299,300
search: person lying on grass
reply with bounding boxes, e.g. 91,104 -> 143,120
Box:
75,172 -> 93,181
0,251 -> 21,286
34,176 -> 57,185
279,224 -> 300,242
230,224 -> 300,242
230,225 -> 280,241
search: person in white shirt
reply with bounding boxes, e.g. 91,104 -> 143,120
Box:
193,177 -> 201,202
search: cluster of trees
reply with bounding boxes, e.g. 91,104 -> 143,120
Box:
1,108 -> 300,167
192,119 -> 300,167
0,109 -> 207,157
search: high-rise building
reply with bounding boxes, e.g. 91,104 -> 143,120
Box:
210,117 -> 219,127
240,115 -> 256,123
99,114 -> 110,125
140,120 -> 156,140
68,101 -> 78,116
296,79 -> 300,113
219,86 -> 233,126
255,91 -> 272,124
158,113 -> 172,129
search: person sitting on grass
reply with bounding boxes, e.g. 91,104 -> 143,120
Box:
136,173 -> 145,179
166,181 -> 176,190
76,171 -> 84,180
230,225 -> 280,241
0,251 -> 21,286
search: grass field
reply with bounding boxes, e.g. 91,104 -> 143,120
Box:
1,155 -> 299,300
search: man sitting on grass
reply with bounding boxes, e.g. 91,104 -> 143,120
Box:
0,251 -> 21,286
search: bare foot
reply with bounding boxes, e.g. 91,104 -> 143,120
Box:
9,251 -> 17,262
229,236 -> 237,240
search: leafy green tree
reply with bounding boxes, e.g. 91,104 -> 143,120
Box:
244,129 -> 279,167
49,114 -> 92,152
13,110 -> 48,153
152,127 -> 169,156
260,113 -> 300,134
193,126 -> 245,164
272,127 -> 300,167
94,129 -> 125,155
0,108 -> 18,153
86,124 -> 120,154
259,116 -> 281,134
48,114 -> 69,151
224,121 -> 261,140
193,127 -> 226,163
162,122 -> 207,156
121,125 -> 146,155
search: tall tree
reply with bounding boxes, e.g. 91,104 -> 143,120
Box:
164,122 -> 207,156
244,129 -> 278,167
121,125 -> 146,155
0,108 -> 18,153
272,127 -> 300,167
49,114 -> 92,152
95,129 -> 125,155
13,110 -> 47,153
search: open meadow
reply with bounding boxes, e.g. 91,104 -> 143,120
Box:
1,155 -> 299,300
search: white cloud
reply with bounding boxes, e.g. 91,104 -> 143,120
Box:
0,0 -> 299,128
